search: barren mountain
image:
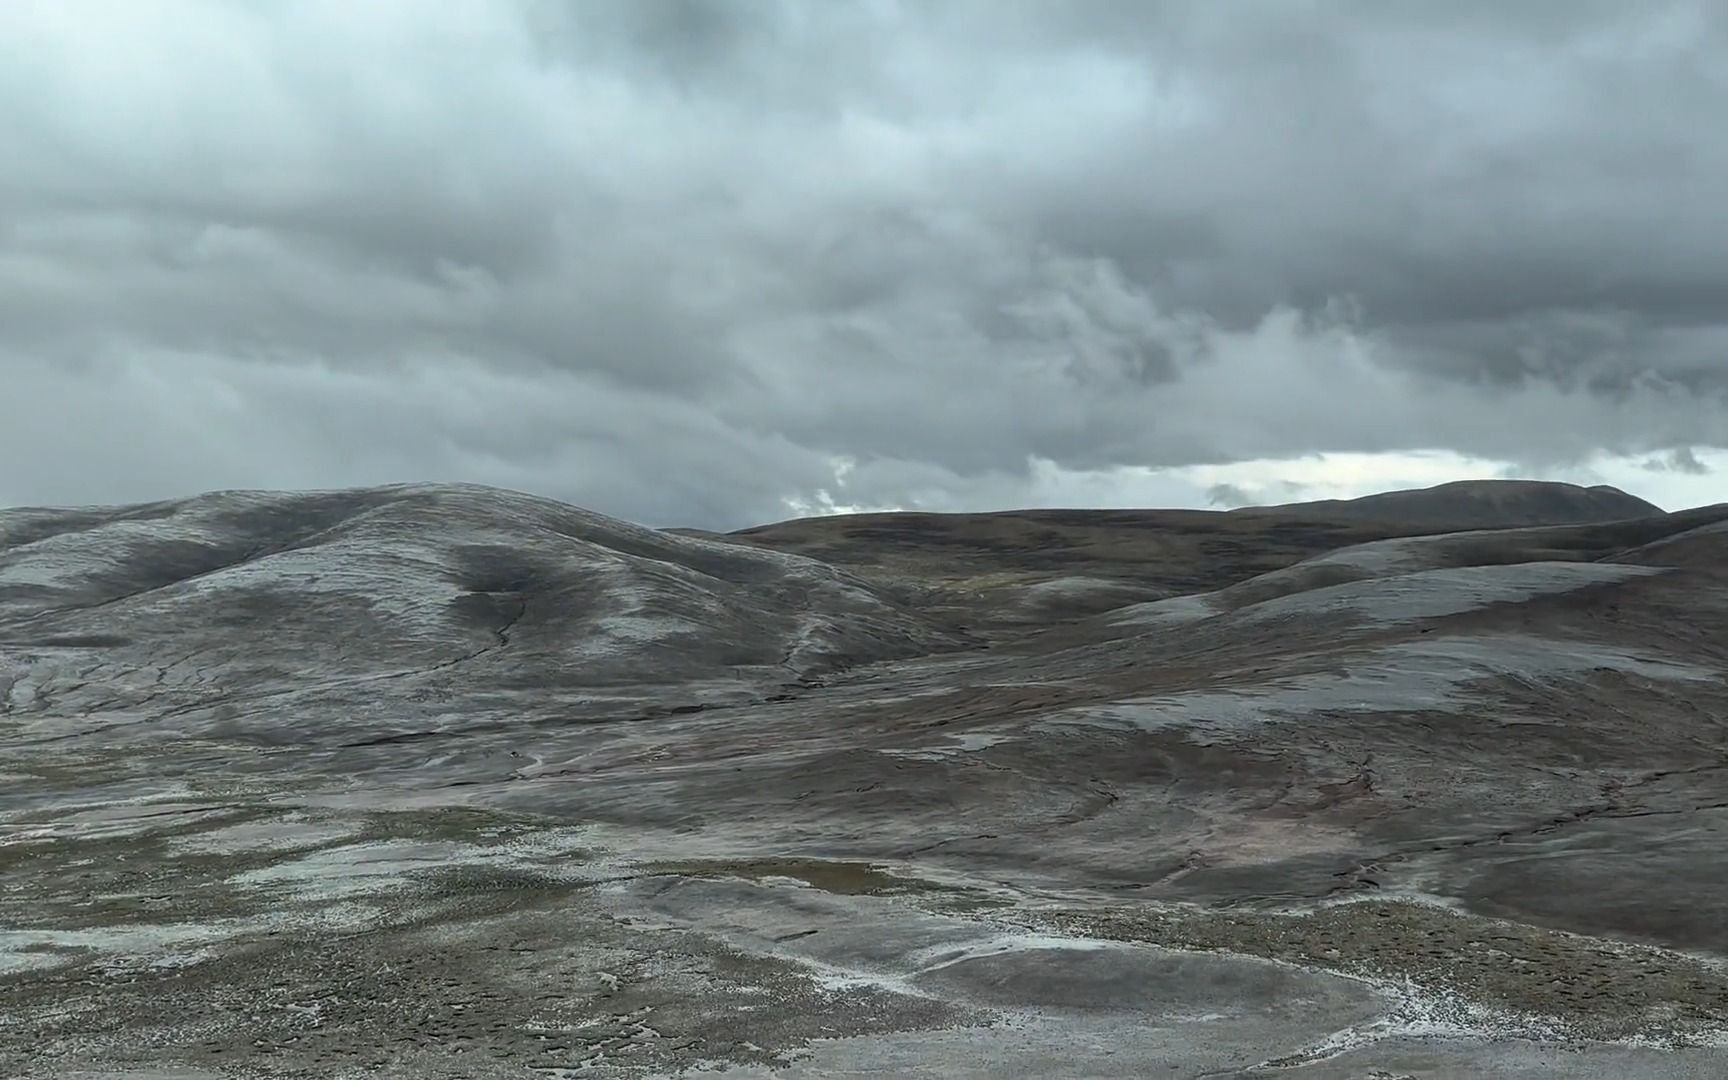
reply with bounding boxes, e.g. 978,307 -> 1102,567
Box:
725,478 -> 1672,635
0,485 -> 959,746
1245,478 -> 1664,527
4,481 -> 1728,1078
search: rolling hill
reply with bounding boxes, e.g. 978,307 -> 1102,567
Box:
4,481 -> 1728,1078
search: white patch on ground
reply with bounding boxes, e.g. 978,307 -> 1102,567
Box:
1287,525 -> 1537,579
167,540 -> 470,640
1110,557 -> 1658,637
168,815 -> 361,856
484,826 -> 591,860
909,934 -> 1129,976
801,933 -> 1135,999
1037,633 -> 1717,738
224,827 -> 590,901
1107,593 -> 1221,629
1238,562 -> 1666,626
781,613 -> 832,670
1023,577 -> 1123,599
1,801 -> 236,844
800,959 -> 932,998
1240,973 -> 1629,1069
0,557 -> 80,589
0,516 -> 232,591
0,903 -> 383,975
952,731 -> 1012,752
226,839 -> 476,899
563,558 -> 719,662
585,612 -> 702,650
1318,887 -> 1477,916
1296,535 -> 1440,575
878,730 -> 1016,762
1017,577 -> 1155,611
0,674 -> 36,711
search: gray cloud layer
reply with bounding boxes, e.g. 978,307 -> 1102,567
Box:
2,1 -> 1724,526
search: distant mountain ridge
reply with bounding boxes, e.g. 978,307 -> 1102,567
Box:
723,479 -> 1672,630
1241,478 -> 1663,528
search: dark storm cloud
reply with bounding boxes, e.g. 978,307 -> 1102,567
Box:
1206,483 -> 1254,509
2,1 -> 1725,525
1644,447 -> 1711,475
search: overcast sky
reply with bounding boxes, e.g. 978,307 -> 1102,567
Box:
3,1 -> 1725,527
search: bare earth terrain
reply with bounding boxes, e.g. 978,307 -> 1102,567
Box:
3,478 -> 1727,1078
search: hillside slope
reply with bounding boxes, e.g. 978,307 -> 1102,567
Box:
724,480 -> 1673,635
0,484 -> 961,743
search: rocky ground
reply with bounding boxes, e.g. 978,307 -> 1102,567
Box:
3,479 -> 1727,1077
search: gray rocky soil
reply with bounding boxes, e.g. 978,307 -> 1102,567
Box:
4,480 -> 1727,1077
